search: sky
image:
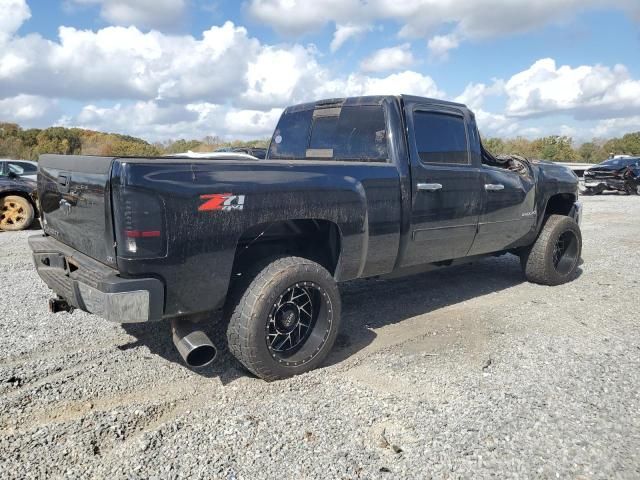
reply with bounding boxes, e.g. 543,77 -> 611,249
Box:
0,0 -> 639,143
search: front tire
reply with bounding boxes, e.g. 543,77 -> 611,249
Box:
227,256 -> 341,381
0,195 -> 35,231
520,215 -> 582,286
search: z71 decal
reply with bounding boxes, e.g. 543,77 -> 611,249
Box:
199,193 -> 246,212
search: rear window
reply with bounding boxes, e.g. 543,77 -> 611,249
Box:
413,111 -> 469,164
268,105 -> 388,162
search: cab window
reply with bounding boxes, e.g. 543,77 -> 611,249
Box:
268,105 -> 388,162
413,111 -> 469,165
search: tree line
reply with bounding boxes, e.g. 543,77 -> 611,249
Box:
1,121 -> 639,163
0,123 -> 269,160
483,133 -> 640,162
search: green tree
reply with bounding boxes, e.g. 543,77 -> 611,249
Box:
578,141 -> 605,163
531,136 -> 579,161
36,127 -> 82,155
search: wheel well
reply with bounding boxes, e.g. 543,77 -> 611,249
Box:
231,219 -> 341,277
544,193 -> 576,217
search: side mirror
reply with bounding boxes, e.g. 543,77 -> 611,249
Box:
7,170 -> 18,179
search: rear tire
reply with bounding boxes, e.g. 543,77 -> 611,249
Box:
0,195 -> 35,231
226,256 -> 341,381
520,215 -> 582,286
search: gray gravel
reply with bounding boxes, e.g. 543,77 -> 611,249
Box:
1,194 -> 639,479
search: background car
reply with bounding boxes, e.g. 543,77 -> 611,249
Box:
0,159 -> 38,180
583,156 -> 640,195
230,147 -> 267,159
0,164 -> 38,231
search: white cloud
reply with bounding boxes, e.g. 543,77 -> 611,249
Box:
2,2 -> 639,144
455,80 -> 505,110
66,100 -> 220,139
452,81 -> 519,137
0,94 -> 55,121
224,108 -> 283,136
330,23 -> 371,52
0,21 -> 259,103
427,33 -> 459,61
0,0 -> 30,42
360,43 -> 414,72
592,116 -> 640,138
246,0 -> 363,36
240,44 -> 324,109
62,100 -> 282,140
318,70 -> 444,99
68,0 -> 187,30
474,109 -> 520,137
247,0 -> 640,58
505,58 -> 640,119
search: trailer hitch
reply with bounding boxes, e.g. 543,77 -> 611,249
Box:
49,297 -> 75,314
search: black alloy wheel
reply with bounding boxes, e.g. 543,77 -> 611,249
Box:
227,256 -> 341,381
552,230 -> 580,276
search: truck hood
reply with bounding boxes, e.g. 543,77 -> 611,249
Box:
585,165 -> 625,174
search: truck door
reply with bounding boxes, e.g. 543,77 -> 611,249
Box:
401,105 -> 483,266
467,159 -> 537,255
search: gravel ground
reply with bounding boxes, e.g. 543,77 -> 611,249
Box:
1,194 -> 639,479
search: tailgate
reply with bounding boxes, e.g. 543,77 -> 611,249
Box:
38,154 -> 117,267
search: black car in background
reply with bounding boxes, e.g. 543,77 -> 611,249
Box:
583,157 -> 640,195
0,163 -> 38,231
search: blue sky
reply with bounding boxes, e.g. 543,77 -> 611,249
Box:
1,0 -> 639,142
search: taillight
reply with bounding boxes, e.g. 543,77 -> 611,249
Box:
113,188 -> 166,258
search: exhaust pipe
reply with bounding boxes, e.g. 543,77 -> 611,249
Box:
171,319 -> 217,368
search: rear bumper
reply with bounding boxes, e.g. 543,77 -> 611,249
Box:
29,235 -> 164,323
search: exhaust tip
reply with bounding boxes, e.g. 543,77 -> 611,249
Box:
171,319 -> 217,368
185,344 -> 217,368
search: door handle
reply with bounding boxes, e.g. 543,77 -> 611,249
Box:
417,183 -> 443,192
485,184 -> 505,191
58,174 -> 71,193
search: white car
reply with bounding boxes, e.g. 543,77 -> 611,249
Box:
165,151 -> 258,160
0,159 -> 38,180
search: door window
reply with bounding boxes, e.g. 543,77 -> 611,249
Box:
413,111 -> 469,165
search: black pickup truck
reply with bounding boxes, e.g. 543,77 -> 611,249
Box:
30,95 -> 582,380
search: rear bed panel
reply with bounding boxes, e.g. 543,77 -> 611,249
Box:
38,155 -> 117,267
113,158 -> 401,317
